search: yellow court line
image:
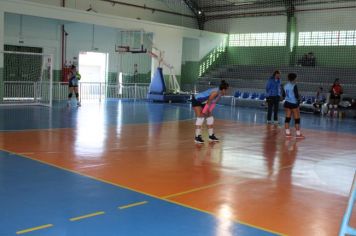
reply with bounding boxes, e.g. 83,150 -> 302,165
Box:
1,148 -> 285,236
69,211 -> 105,222
118,201 -> 148,210
18,152 -> 35,155
163,182 -> 224,199
16,224 -> 53,235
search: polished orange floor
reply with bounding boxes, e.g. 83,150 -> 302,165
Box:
1,102 -> 356,235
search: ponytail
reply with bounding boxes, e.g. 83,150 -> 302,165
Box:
219,80 -> 229,90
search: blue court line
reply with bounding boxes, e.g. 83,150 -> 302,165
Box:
0,150 -> 281,236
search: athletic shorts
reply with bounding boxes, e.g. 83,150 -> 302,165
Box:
284,101 -> 299,109
191,96 -> 205,108
329,97 -> 340,105
68,81 -> 78,88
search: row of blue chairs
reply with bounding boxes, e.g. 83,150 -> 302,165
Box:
234,91 -> 266,100
233,90 -> 327,104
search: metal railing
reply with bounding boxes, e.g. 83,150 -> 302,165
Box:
2,81 -> 151,102
52,82 -> 150,101
4,81 -> 37,101
3,81 -> 51,106
1,81 -> 202,103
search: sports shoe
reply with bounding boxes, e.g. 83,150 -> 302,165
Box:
209,134 -> 219,142
266,120 -> 273,124
296,134 -> 305,139
273,120 -> 279,125
195,135 -> 204,144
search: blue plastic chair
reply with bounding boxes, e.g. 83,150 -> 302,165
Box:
259,93 -> 266,100
251,92 -> 258,100
242,92 -> 250,99
234,91 -> 241,98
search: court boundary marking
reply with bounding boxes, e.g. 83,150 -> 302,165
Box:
16,224 -> 53,235
15,200 -> 148,234
1,148 -> 286,236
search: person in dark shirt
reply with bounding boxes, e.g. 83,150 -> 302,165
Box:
67,65 -> 81,107
328,78 -> 343,117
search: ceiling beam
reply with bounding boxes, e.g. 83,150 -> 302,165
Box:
100,0 -> 195,19
182,0 -> 205,30
201,0 -> 286,12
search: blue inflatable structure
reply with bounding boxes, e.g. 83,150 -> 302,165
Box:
147,67 -> 190,102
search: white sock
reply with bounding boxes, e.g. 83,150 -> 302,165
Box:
208,128 -> 214,136
285,129 -> 291,135
195,128 -> 201,137
296,130 -> 301,136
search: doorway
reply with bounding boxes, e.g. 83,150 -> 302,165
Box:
78,51 -> 108,100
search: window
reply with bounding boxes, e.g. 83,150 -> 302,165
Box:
229,32 -> 287,47
198,39 -> 227,76
298,30 -> 356,46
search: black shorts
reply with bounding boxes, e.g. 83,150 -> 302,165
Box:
329,97 -> 340,105
68,82 -> 78,88
284,101 -> 299,109
191,96 -> 205,108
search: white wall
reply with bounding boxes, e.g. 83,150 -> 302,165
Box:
198,32 -> 227,59
297,8 -> 356,32
4,13 -> 61,69
205,15 -> 287,34
204,3 -> 356,34
1,0 -> 226,77
182,37 -> 199,62
65,23 -> 119,72
25,0 -> 198,29
4,15 -> 152,74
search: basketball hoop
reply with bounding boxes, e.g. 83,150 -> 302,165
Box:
115,45 -> 130,53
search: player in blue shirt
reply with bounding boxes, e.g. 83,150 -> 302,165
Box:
192,80 -> 229,144
265,70 -> 282,124
282,73 -> 305,139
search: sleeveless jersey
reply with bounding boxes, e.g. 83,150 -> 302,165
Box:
284,82 -> 298,104
195,88 -> 219,103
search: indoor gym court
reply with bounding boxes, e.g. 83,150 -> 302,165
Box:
0,100 -> 355,235
1,0 -> 356,235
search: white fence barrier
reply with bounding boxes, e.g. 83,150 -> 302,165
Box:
2,82 -> 150,103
